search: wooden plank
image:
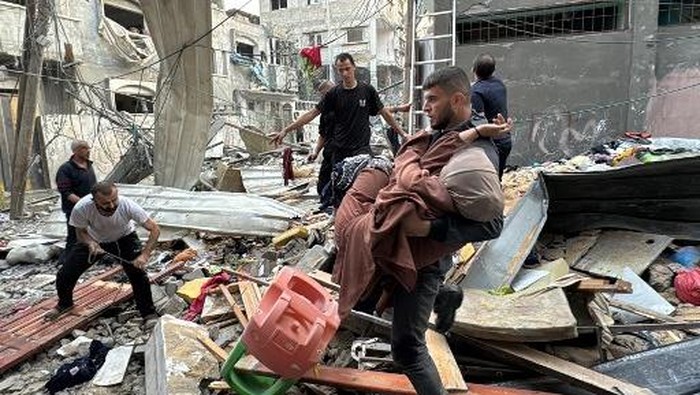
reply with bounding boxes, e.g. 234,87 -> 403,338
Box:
574,278 -> 633,294
238,281 -> 262,321
464,338 -> 655,395
308,269 -> 339,292
197,333 -> 229,362
218,284 -> 248,327
426,329 -> 468,391
208,359 -> 553,395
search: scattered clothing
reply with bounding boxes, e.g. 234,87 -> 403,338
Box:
282,147 -> 294,186
675,268 -> 700,306
183,272 -> 232,321
45,340 -> 110,394
299,46 -> 322,68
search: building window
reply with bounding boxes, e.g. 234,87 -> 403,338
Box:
115,94 -> 153,113
104,4 -> 144,32
212,50 -> 229,76
456,2 -> 622,45
269,38 -> 292,66
308,33 -> 323,46
236,42 -> 255,58
308,0 -> 321,4
346,28 -> 364,43
271,0 -> 287,11
659,0 -> 700,26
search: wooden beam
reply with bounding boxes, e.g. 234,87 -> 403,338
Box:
574,278 -> 632,294
208,358 -> 551,395
238,281 -> 262,321
426,329 -> 468,391
218,284 -> 248,327
463,338 -> 654,395
196,333 -> 228,362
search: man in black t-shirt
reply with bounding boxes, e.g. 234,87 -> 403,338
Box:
271,53 -> 407,169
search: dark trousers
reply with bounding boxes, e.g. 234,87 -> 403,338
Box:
391,258 -> 451,395
317,147 -> 334,196
56,232 -> 156,317
59,212 -> 77,264
494,137 -> 512,180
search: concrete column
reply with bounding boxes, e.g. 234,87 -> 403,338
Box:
369,17 -> 378,87
626,1 -> 659,131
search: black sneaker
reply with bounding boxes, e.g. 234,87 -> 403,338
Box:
433,284 -> 464,333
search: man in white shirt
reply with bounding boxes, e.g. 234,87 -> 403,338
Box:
46,181 -> 161,324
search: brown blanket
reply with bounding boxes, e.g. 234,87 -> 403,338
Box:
332,130 -> 466,318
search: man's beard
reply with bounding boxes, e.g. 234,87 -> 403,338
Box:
430,107 -> 455,130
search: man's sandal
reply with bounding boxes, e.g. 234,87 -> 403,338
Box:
43,305 -> 75,321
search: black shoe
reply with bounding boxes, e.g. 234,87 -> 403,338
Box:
433,284 -> 463,333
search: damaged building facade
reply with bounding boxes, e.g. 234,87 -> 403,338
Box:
259,0 -> 406,105
0,0 -> 298,189
422,0 -> 700,165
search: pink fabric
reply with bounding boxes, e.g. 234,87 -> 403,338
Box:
675,268 -> 700,306
183,272 -> 232,321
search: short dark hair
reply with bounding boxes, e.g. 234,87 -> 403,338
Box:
473,54 -> 496,79
91,181 -> 116,197
335,52 -> 355,66
422,66 -> 470,96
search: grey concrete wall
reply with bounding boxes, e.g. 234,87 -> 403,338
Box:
646,25 -> 700,139
456,31 -> 633,165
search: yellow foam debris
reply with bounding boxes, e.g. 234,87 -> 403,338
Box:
458,243 -> 476,263
272,226 -> 309,248
177,278 -> 209,303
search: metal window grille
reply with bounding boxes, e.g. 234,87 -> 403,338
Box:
659,0 -> 700,26
457,2 -> 622,45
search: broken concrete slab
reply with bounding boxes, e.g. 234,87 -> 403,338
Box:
612,267 -> 675,324
452,288 -> 578,342
182,268 -> 205,282
56,336 -> 93,357
93,345 -> 133,386
201,292 -> 231,323
5,243 -> 60,265
145,315 -> 219,395
156,295 -> 189,317
295,244 -> 330,273
572,230 -> 672,278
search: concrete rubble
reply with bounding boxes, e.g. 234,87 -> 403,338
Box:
0,136 -> 699,395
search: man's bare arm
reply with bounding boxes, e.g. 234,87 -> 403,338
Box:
379,107 -> 407,138
132,219 -> 160,270
270,108 -> 321,145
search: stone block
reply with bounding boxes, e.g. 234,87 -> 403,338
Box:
145,315 -> 219,395
201,293 -> 231,323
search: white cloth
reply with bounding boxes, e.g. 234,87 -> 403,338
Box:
69,195 -> 150,243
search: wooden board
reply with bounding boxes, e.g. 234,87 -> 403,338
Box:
452,288 -> 578,342
426,329 -> 468,391
465,339 -> 655,395
238,280 -> 262,321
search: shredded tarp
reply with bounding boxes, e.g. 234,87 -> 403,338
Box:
141,0 -> 213,189
97,1 -> 156,64
231,53 -> 269,87
40,184 -> 304,239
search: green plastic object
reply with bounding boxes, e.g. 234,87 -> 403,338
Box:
220,340 -> 296,395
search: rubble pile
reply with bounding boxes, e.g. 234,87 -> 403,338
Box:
1,136 -> 699,395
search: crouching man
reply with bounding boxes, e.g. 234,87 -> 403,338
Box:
46,181 -> 160,326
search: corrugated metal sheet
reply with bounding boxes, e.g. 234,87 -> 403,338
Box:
40,184 -> 303,239
240,166 -> 312,197
543,155 -> 700,239
460,177 -> 549,291
0,262 -> 184,374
